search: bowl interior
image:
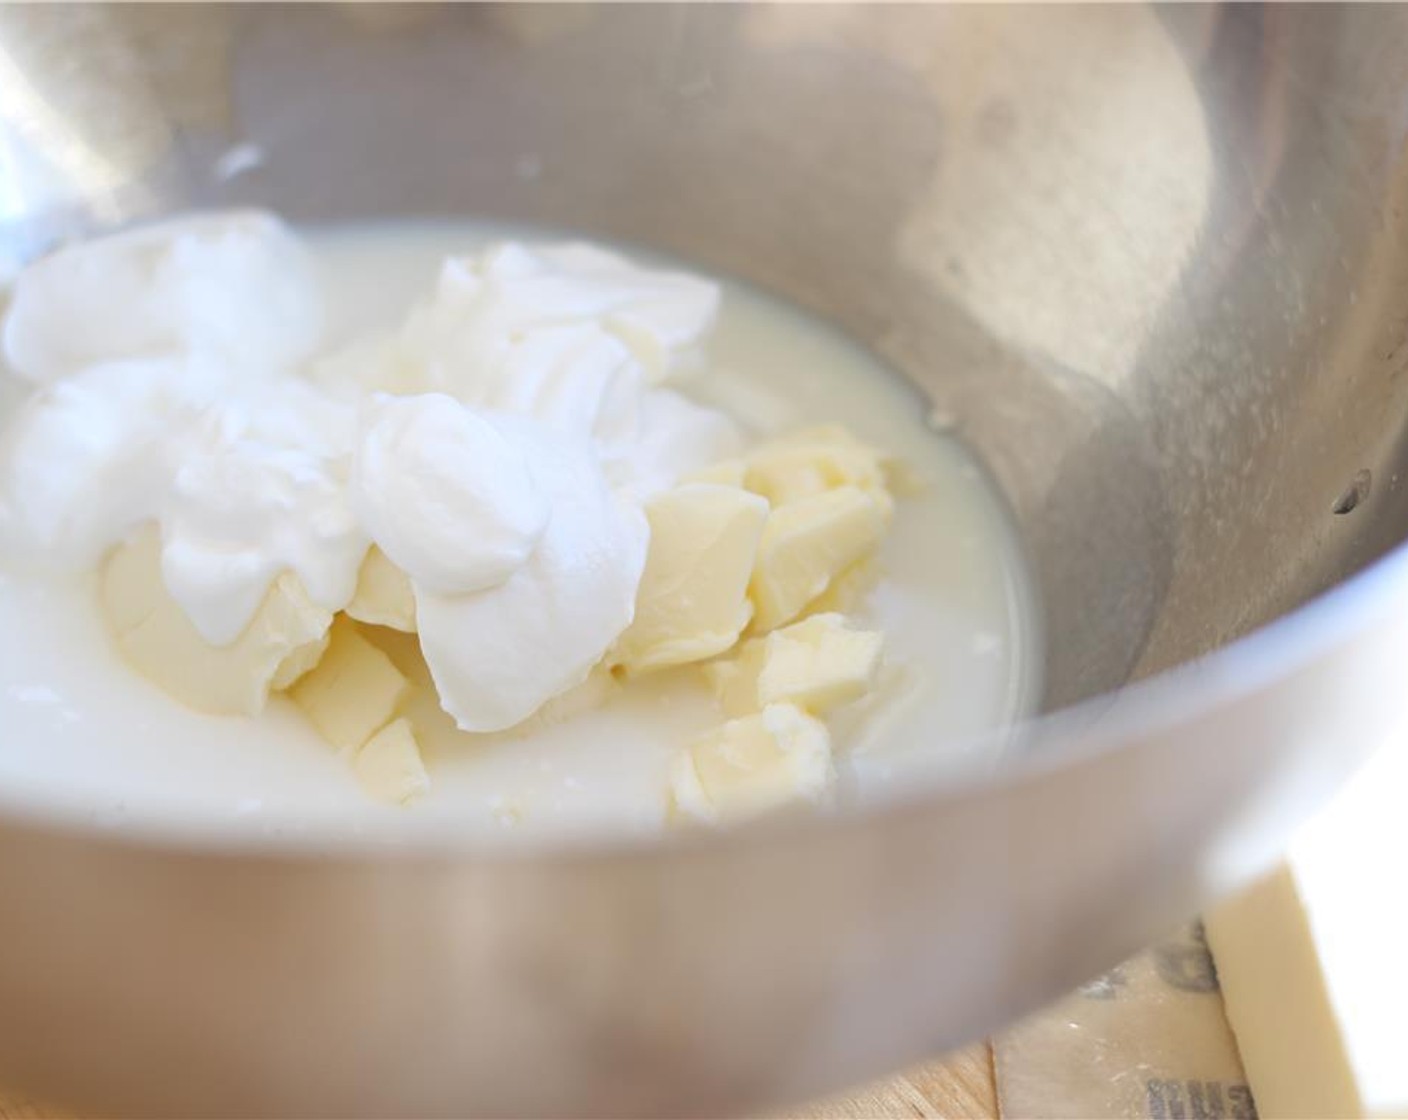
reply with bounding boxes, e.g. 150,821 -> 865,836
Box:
4,3 -> 1408,718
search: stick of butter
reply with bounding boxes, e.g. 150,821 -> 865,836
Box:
1205,739 -> 1408,1119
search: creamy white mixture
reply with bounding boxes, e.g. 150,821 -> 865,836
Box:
0,219 -> 1037,842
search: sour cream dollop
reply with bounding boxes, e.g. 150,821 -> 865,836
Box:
351,392 -> 550,597
0,211 -> 737,731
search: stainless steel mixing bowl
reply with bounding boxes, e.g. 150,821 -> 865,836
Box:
2,5 -> 1408,1116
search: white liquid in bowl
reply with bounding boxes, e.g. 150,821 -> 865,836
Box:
0,222 -> 1039,844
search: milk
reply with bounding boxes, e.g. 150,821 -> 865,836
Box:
0,221 -> 1039,844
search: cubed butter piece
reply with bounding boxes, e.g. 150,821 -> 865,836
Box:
749,486 -> 886,632
356,625 -> 434,688
345,545 -> 417,632
101,524 -> 333,716
354,625 -> 466,751
685,458 -> 747,487
271,629 -> 332,691
743,426 -> 893,515
752,424 -> 870,452
703,640 -> 768,719
827,660 -> 928,754
706,613 -> 882,717
614,483 -> 769,673
354,717 -> 430,806
806,559 -> 878,616
288,615 -> 412,751
670,703 -> 835,824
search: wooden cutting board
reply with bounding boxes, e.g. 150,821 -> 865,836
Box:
774,1044 -> 998,1118
0,1044 -> 997,1119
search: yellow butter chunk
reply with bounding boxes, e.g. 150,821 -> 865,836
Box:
743,433 -> 884,515
614,483 -> 769,673
805,559 -> 878,616
353,718 -> 430,806
749,486 -> 887,632
101,524 -> 333,717
345,545 -> 417,632
685,458 -> 747,487
270,628 -> 332,691
703,640 -> 768,719
288,615 -> 412,751
742,426 -> 893,516
706,613 -> 883,718
670,703 -> 835,824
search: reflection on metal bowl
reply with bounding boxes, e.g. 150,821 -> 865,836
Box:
1,5 -> 1407,1116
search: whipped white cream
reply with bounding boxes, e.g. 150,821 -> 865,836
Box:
414,415 -> 649,732
315,242 -> 739,496
3,211 -> 322,386
0,212 -> 738,731
0,356 -> 210,571
352,393 -> 549,597
160,380 -> 364,645
317,241 -> 718,394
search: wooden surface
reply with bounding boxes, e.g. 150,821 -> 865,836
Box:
0,1043 -> 997,1120
778,1044 -> 998,1119
0,1098 -> 64,1120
